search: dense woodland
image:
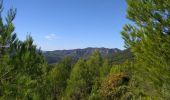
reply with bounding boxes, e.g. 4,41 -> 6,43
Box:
1,0 -> 170,99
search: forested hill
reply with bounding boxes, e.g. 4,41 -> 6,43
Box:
43,47 -> 133,64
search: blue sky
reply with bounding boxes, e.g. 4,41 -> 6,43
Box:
3,0 -> 130,51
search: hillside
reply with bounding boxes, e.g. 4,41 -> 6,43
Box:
43,47 -> 133,64
43,47 -> 120,64
112,48 -> 134,64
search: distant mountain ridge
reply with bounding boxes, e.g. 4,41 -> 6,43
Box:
43,47 -> 121,64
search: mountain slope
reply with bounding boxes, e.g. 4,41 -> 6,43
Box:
112,49 -> 134,64
43,47 -> 121,64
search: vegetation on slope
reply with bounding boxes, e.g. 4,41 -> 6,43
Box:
43,47 -> 121,64
0,0 -> 170,99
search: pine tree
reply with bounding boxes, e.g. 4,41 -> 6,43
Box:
121,0 -> 170,98
10,36 -> 47,99
65,58 -> 88,100
0,1 -> 47,99
10,36 -> 45,78
86,50 -> 102,87
0,0 -> 18,98
100,57 -> 111,79
86,50 -> 103,100
46,57 -> 72,100
89,57 -> 111,100
65,51 -> 103,100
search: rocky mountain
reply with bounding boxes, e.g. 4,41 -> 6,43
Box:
43,47 -> 122,64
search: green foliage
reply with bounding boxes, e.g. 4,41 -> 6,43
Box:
121,0 -> 170,99
45,57 -> 72,100
64,58 -> 88,100
1,0 -> 170,99
100,57 -> 111,79
0,1 -> 47,99
64,51 -> 107,100
112,49 -> 134,64
12,36 -> 46,78
86,50 -> 102,84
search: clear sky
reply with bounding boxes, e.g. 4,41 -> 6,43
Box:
3,0 -> 130,51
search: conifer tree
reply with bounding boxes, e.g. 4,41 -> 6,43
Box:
0,0 -> 47,99
65,51 -> 103,100
0,0 -> 18,98
86,50 -> 102,87
121,0 -> 170,98
86,50 -> 103,99
100,57 -> 111,79
89,57 -> 111,100
46,57 -> 72,100
65,58 -> 88,100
